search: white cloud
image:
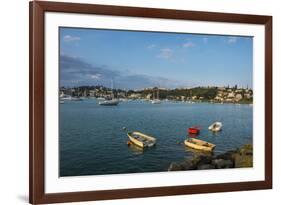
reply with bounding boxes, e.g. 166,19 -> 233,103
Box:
227,36 -> 238,44
90,74 -> 102,80
157,48 -> 173,59
63,35 -> 81,42
182,42 -> 195,48
147,44 -> 156,49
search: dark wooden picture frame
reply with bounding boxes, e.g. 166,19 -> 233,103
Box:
29,1 -> 272,204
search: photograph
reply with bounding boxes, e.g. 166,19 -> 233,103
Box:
59,27 -> 254,177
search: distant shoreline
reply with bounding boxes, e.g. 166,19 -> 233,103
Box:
60,85 -> 253,105
61,97 -> 253,105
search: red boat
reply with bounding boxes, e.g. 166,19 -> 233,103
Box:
188,127 -> 200,134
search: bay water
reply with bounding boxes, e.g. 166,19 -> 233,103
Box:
59,100 -> 252,176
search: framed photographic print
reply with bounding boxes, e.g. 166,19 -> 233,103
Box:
29,1 -> 272,204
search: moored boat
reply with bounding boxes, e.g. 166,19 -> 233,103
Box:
184,138 -> 216,152
61,95 -> 82,101
188,126 -> 200,134
67,96 -> 83,101
99,79 -> 119,106
97,97 -> 105,101
151,88 -> 161,104
99,99 -> 119,106
208,122 -> 222,132
127,131 -> 156,148
151,99 -> 161,104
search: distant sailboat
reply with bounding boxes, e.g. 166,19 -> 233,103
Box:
60,93 -> 82,101
99,99 -> 119,106
151,88 -> 161,104
99,79 -> 119,106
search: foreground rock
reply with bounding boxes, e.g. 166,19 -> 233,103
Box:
168,144 -> 253,171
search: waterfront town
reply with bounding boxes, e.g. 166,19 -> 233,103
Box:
59,85 -> 253,104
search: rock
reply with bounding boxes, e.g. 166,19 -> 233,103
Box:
197,164 -> 216,170
191,154 -> 213,167
180,160 -> 196,170
216,151 -> 236,161
238,144 -> 253,155
234,144 -> 253,168
168,144 -> 252,171
212,159 -> 234,169
168,158 -> 197,171
234,154 -> 253,168
168,162 -> 182,171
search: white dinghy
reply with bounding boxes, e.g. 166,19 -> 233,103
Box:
208,122 -> 222,132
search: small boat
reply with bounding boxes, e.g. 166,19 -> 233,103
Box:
60,96 -> 71,100
151,99 -> 161,104
60,95 -> 82,101
70,96 -> 83,101
188,127 -> 200,134
119,98 -> 128,102
208,122 -> 222,132
99,99 -> 119,106
151,89 -> 161,104
184,138 -> 216,152
127,131 -> 156,148
97,97 -> 105,101
99,79 -> 119,106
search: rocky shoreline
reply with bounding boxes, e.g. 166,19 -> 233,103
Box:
168,144 -> 253,171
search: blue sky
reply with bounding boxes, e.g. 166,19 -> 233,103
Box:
60,27 -> 253,90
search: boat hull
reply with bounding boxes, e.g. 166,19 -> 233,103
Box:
99,99 -> 119,106
208,122 -> 222,132
151,99 -> 161,104
184,138 -> 215,152
127,131 -> 156,148
188,127 -> 200,134
128,134 -> 144,148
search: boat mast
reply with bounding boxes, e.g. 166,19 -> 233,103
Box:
111,79 -> 114,99
157,89 -> 159,100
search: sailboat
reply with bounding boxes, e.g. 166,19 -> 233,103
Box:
98,98 -> 119,105
99,79 -> 119,106
151,88 -> 161,104
60,93 -> 82,101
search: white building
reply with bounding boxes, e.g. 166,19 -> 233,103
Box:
235,94 -> 243,101
227,92 -> 235,98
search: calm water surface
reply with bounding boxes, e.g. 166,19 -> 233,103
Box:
59,100 -> 253,176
